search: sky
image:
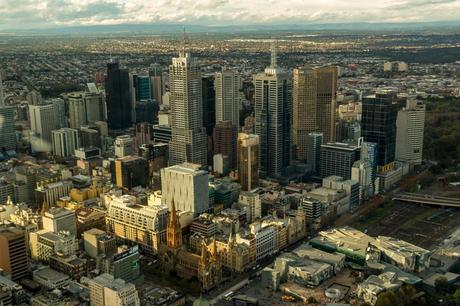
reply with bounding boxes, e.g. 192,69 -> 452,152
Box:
0,0 -> 460,30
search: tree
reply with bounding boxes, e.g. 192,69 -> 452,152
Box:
435,276 -> 452,295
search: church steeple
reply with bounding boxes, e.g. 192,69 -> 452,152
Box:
211,238 -> 218,261
167,199 -> 182,249
200,241 -> 208,265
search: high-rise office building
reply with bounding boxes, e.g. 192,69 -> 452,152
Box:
114,135 -> 134,158
0,227 -> 29,281
135,99 -> 158,124
320,142 -> 360,179
106,62 -> 132,130
84,91 -> 105,123
0,70 -> 4,107
80,126 -> 101,148
202,75 -> 216,137
114,156 -> 149,189
161,163 -> 209,215
168,45 -> 207,166
215,69 -> 240,128
352,159 -> 373,203
134,122 -> 153,147
0,106 -> 16,151
396,99 -> 425,166
292,66 -> 337,160
133,75 -> 151,101
254,43 -> 291,178
306,132 -> 323,174
361,141 -> 378,194
68,92 -> 87,129
149,63 -> 163,105
237,133 -> 259,191
213,120 -> 237,169
89,273 -> 140,306
361,91 -> 398,173
42,207 -> 77,237
29,103 -> 64,152
51,128 -> 80,158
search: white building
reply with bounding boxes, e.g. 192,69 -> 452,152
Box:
161,163 -> 209,216
238,191 -> 261,223
352,159 -> 373,203
89,273 -> 140,306
114,135 -> 134,158
250,222 -> 278,261
215,69 -> 240,127
106,194 -> 169,254
168,46 -> 207,166
51,128 -> 80,158
396,99 -> 425,166
29,103 -> 65,152
29,230 -> 78,262
68,92 -> 87,129
42,207 -> 77,237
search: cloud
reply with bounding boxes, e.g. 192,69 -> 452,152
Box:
0,0 -> 460,29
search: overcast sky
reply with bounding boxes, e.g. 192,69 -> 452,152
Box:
1,0 -> 460,30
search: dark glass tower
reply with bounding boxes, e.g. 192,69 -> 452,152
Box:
361,91 -> 398,173
202,75 -> 216,137
106,62 -> 131,130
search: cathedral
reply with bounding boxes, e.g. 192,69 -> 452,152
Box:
159,200 -> 222,291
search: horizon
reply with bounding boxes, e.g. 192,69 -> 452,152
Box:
1,0 -> 460,32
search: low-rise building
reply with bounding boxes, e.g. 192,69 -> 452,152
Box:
357,272 -> 402,305
33,267 -> 70,290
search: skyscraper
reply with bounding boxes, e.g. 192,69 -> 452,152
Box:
106,62 -> 131,130
215,69 -> 240,128
29,103 -> 64,152
149,63 -> 164,105
168,42 -> 207,166
51,128 -> 80,158
292,66 -> 337,161
254,43 -> 291,178
0,227 -> 29,281
133,75 -> 152,101
68,92 -> 87,129
0,106 -> 16,151
306,132 -> 323,174
0,70 -> 4,107
213,120 -> 237,169
320,142 -> 360,179
237,133 -> 260,191
396,99 -> 425,166
361,91 -> 398,173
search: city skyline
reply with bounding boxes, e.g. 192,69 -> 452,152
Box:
1,0 -> 460,31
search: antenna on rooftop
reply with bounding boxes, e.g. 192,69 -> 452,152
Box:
270,40 -> 278,68
180,27 -> 188,57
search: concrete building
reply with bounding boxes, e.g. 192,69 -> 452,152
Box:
250,223 -> 278,261
237,133 -> 259,191
83,228 -> 116,258
213,120 -> 237,169
352,159 -> 373,203
396,99 -> 425,166
42,207 -> 77,237
306,132 -> 323,173
101,246 -> 142,285
161,163 -> 209,215
68,92 -> 87,129
89,273 -> 140,306
33,267 -> 70,290
215,69 -> 240,128
292,66 -> 337,160
320,142 -> 360,179
29,230 -> 78,262
383,61 -> 408,72
357,272 -> 402,305
106,195 -> 169,254
168,45 -> 207,166
238,191 -> 262,223
114,135 -> 134,158
0,227 -> 29,281
84,91 -> 105,123
29,103 -> 65,152
254,43 -> 291,178
0,106 -> 16,151
292,243 -> 346,274
51,128 -> 80,158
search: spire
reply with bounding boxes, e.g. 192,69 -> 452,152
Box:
200,241 -> 208,265
180,27 -> 187,57
270,40 -> 277,69
211,237 -> 218,260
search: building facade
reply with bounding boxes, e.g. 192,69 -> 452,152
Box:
215,69 -> 240,128
396,99 -> 425,166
